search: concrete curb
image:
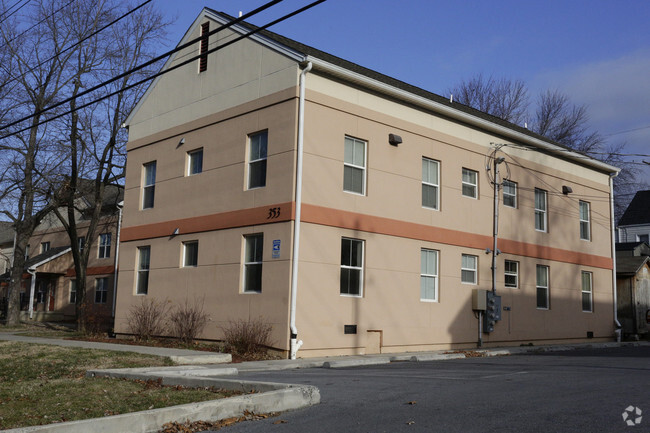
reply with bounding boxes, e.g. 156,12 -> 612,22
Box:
169,354 -> 232,365
6,376 -> 319,433
323,357 -> 391,368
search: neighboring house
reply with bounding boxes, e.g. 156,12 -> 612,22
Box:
0,221 -> 15,317
615,242 -> 650,338
618,190 -> 650,243
114,9 -> 619,357
19,182 -> 123,322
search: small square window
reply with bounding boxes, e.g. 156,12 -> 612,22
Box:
40,242 -> 50,254
462,168 -> 478,198
183,241 -> 198,267
461,254 -> 477,284
187,148 -> 203,176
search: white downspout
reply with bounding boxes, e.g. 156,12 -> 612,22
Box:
28,268 -> 36,320
111,201 -> 123,319
289,61 -> 312,359
609,172 -> 622,340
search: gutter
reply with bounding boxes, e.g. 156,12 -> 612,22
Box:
289,61 -> 312,359
609,173 -> 622,334
112,201 -> 124,319
305,56 -> 619,175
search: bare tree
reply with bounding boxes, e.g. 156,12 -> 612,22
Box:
448,74 -> 529,125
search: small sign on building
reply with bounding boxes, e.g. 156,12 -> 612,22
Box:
272,239 -> 281,259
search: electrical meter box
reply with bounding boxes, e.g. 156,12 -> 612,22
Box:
472,289 -> 487,311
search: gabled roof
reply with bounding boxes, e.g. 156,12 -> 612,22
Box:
25,246 -> 71,271
618,190 -> 650,226
616,255 -> 650,276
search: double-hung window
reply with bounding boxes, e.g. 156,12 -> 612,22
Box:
243,234 -> 263,293
420,248 -> 439,301
340,238 -> 364,296
581,271 -> 593,312
343,136 -> 366,195
98,233 -> 111,259
536,265 -> 550,309
579,201 -> 590,241
95,277 -> 108,304
78,236 -> 85,254
187,148 -> 203,175
503,180 -> 517,208
461,254 -> 477,284
142,161 -> 156,209
422,157 -> 439,210
183,241 -> 199,267
535,188 -> 547,232
504,260 -> 518,288
248,131 -> 267,189
462,168 -> 478,198
69,280 -> 77,304
136,246 -> 151,295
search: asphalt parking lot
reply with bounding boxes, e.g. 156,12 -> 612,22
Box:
215,345 -> 650,433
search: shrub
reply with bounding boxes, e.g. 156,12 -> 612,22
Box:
168,297 -> 210,344
126,298 -> 170,341
222,317 -> 274,356
80,303 -> 113,336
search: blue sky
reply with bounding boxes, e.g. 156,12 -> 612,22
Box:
156,0 -> 650,186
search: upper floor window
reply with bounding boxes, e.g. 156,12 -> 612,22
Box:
461,254 -> 477,284
183,241 -> 199,267
581,271 -> 593,312
503,180 -> 517,208
187,148 -> 203,176
420,248 -> 439,302
579,201 -> 590,241
639,234 -> 650,243
243,234 -> 264,293
504,260 -> 518,289
40,242 -> 50,254
462,168 -> 478,198
78,236 -> 85,254
343,136 -> 366,195
198,22 -> 209,72
142,161 -> 156,209
98,233 -> 111,259
340,237 -> 364,296
248,131 -> 267,189
536,265 -> 550,309
534,188 -> 547,232
136,246 -> 151,295
422,157 -> 440,210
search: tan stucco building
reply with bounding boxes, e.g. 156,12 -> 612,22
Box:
114,9 -> 620,357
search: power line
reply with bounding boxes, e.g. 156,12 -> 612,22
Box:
605,124 -> 650,137
0,0 -> 327,140
0,0 -> 30,25
0,0 -> 284,134
2,0 -> 75,46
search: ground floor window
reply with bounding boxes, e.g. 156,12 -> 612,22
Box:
420,248 -> 439,301
95,277 -> 108,304
136,246 -> 150,295
69,280 -> 77,304
340,237 -> 364,296
243,234 -> 264,293
536,265 -> 549,309
581,271 -> 593,312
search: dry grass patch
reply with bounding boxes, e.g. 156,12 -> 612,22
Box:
0,342 -> 239,430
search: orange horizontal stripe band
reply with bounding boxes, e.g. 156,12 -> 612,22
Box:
119,201 -> 612,270
120,202 -> 295,242
65,266 -> 115,277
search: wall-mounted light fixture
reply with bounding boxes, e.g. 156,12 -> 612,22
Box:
388,133 -> 402,146
562,185 -> 573,195
176,137 -> 185,148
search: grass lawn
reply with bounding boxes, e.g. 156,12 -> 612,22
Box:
0,342 -> 240,430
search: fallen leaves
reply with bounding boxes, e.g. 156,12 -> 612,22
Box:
158,411 -> 280,433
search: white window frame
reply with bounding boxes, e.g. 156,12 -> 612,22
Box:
581,271 -> 593,312
502,180 -> 517,208
40,242 -> 50,254
247,131 -> 268,189
187,148 -> 203,176
183,240 -> 199,267
69,279 -> 77,304
461,254 -> 478,285
136,246 -> 150,295
579,201 -> 591,241
343,136 -> 367,195
78,236 -> 85,254
422,157 -> 440,210
504,260 -> 519,289
462,168 -> 478,198
340,237 -> 364,297
95,277 -> 108,304
536,265 -> 550,310
420,248 -> 439,302
535,188 -> 547,232
243,234 -> 264,293
98,233 -> 111,259
142,161 -> 156,209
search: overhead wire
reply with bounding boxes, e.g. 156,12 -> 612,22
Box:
0,0 -> 327,140
0,0 -> 30,25
2,0 -> 75,46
